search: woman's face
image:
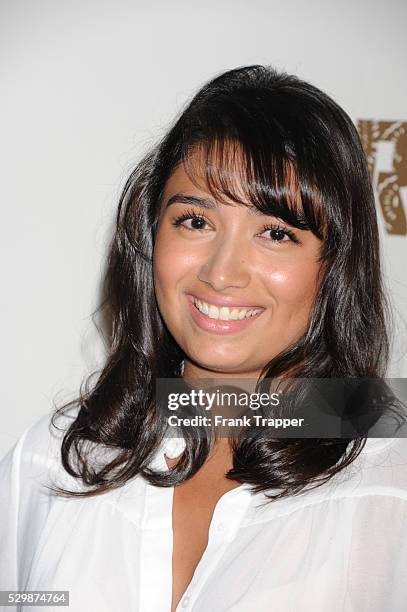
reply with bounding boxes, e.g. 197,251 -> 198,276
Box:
153,157 -> 324,378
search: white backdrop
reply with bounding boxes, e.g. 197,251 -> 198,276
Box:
1,0 -> 406,457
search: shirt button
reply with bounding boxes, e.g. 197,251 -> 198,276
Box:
217,522 -> 225,532
181,595 -> 191,607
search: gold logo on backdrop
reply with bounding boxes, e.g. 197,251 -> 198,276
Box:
357,120 -> 407,235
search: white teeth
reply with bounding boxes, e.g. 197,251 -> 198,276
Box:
201,300 -> 209,315
193,298 -> 263,321
208,305 -> 218,319
219,307 -> 229,320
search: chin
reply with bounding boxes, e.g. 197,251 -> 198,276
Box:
189,351 -> 254,375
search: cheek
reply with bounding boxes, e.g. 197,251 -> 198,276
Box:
153,230 -> 192,300
266,263 -> 320,308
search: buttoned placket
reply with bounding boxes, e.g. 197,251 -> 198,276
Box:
175,483 -> 252,611
137,478 -> 174,611
138,437 -> 253,612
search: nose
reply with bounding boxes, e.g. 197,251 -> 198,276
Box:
197,237 -> 251,291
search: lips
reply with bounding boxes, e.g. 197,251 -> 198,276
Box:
186,294 -> 265,335
186,292 -> 264,309
192,296 -> 263,321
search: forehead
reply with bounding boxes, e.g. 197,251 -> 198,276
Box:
163,161 -> 210,195
162,146 -> 304,219
164,145 -> 247,198
160,164 -> 256,225
159,141 -> 327,240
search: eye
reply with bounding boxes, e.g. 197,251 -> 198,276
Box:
259,223 -> 300,245
171,209 -> 301,245
172,208 -> 211,232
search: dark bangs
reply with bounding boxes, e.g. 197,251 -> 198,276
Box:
156,84 -> 346,243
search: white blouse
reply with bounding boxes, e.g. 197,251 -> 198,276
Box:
1,408 -> 407,612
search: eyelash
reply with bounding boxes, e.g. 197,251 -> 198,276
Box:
172,208 -> 300,244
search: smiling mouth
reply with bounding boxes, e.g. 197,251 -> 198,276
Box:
191,296 -> 264,321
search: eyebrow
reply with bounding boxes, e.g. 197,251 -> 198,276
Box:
165,193 -> 266,216
165,192 -> 312,231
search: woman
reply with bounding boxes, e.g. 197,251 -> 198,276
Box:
1,65 -> 406,612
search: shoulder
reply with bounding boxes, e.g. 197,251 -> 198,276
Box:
342,437 -> 407,500
0,405 -> 81,490
27,405 -> 78,463
250,437 -> 407,524
0,406 -> 82,589
308,437 -> 407,509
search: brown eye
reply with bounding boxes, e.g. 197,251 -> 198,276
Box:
187,216 -> 207,230
260,223 -> 300,244
268,228 -> 289,241
172,208 -> 211,232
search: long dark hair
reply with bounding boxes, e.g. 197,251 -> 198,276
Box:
49,65 -> 391,500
